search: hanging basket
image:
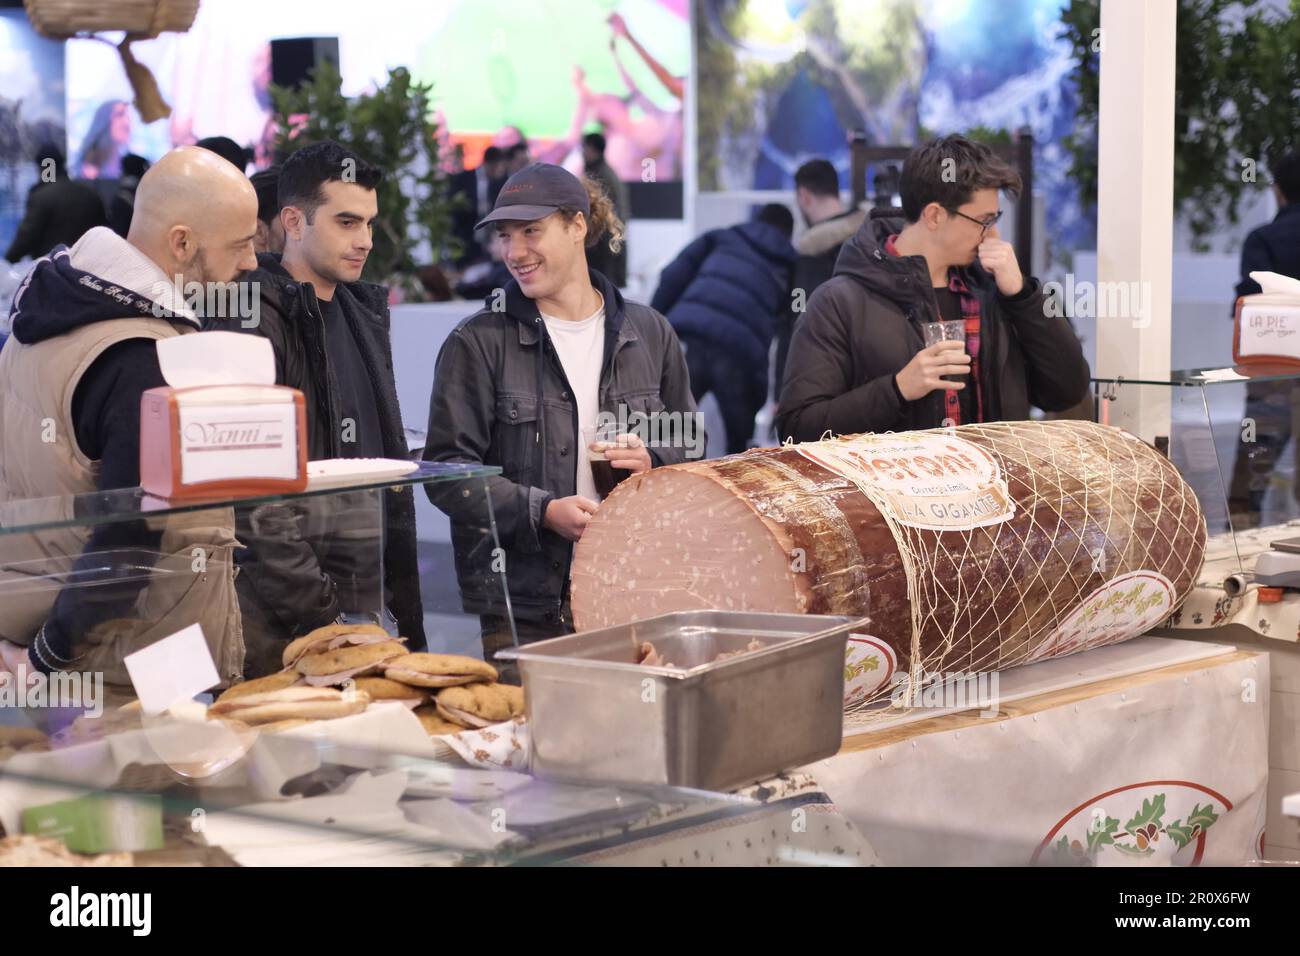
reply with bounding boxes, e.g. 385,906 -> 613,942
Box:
22,0 -> 200,40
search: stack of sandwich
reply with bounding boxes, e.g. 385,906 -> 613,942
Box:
208,623 -> 405,731
206,623 -> 524,738
380,653 -> 524,738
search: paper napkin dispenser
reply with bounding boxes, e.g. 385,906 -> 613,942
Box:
140,332 -> 307,499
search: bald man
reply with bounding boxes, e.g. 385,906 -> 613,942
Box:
0,147 -> 257,688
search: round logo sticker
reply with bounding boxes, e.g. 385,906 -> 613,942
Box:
844,633 -> 896,709
1026,570 -> 1176,664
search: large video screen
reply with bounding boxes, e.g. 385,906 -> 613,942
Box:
697,0 -> 1088,248
409,0 -> 688,181
64,0 -> 689,182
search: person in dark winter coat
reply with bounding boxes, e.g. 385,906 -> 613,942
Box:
773,159 -> 867,405
1227,150 -> 1300,525
651,204 -> 795,454
206,141 -> 425,675
4,145 -> 107,262
423,163 -> 699,680
777,136 -> 1089,441
582,132 -> 630,286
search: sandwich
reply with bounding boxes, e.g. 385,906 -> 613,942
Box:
414,705 -> 466,737
281,622 -> 396,669
214,670 -> 301,704
434,682 -> 525,729
352,676 -> 429,708
294,640 -> 407,686
383,653 -> 497,688
207,686 -> 370,725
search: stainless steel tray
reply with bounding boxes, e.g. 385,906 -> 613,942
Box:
497,610 -> 866,792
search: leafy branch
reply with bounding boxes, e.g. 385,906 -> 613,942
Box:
1059,0 -> 1300,249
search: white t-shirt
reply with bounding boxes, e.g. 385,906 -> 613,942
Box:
541,299 -> 606,502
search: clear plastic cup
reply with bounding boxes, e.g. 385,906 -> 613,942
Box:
922,320 -> 968,383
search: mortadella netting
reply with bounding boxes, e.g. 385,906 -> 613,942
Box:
571,421 -> 1206,716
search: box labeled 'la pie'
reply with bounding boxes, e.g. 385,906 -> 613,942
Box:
140,332 -> 307,499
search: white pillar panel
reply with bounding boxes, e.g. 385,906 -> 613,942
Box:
1095,0 -> 1177,441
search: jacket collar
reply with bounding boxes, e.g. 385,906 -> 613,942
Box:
796,204 -> 868,257
504,269 -> 635,347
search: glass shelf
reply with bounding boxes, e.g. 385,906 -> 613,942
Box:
0,461 -> 500,537
1091,364 -> 1300,387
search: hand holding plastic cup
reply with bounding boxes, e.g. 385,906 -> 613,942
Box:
922,320 -> 968,383
582,421 -> 625,498
582,421 -> 623,460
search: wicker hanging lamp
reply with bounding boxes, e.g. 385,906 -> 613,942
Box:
23,0 -> 202,123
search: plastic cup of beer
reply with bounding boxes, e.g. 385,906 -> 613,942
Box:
583,421 -> 624,498
922,319 -> 968,382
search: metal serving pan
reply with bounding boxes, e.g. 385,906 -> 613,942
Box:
497,610 -> 865,792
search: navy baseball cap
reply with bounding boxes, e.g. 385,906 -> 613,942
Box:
475,162 -> 590,231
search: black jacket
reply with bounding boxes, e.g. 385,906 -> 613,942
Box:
207,255 -> 426,661
423,270 -> 698,624
1235,202 -> 1300,303
776,210 -> 1091,440
4,177 -> 107,262
651,221 -> 795,375
584,159 -> 630,286
775,206 -> 867,402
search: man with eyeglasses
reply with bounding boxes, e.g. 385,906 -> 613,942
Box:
777,135 -> 1089,440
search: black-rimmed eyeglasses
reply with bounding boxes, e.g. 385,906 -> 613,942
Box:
950,209 -> 1003,235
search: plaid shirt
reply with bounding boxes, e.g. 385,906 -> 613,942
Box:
885,234 -> 984,425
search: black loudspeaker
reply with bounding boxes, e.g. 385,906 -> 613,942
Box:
270,36 -> 340,89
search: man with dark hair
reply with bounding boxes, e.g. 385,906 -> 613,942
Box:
652,203 -> 796,454
249,164 -> 284,254
1227,149 -> 1300,526
1235,150 -> 1300,300
506,141 -> 531,176
449,146 -> 509,265
4,144 -> 107,262
209,139 -> 425,675
777,134 -> 1089,440
196,135 -> 248,173
773,159 -> 867,403
582,131 -> 630,285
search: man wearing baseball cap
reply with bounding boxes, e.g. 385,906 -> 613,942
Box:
424,163 -> 698,677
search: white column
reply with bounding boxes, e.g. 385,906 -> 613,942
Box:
1095,0 -> 1177,442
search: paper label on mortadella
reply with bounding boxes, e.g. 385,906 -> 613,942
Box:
1026,570 -> 1176,663
797,433 -> 1015,531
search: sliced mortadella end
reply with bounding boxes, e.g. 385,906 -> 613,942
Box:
571,468 -> 806,631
